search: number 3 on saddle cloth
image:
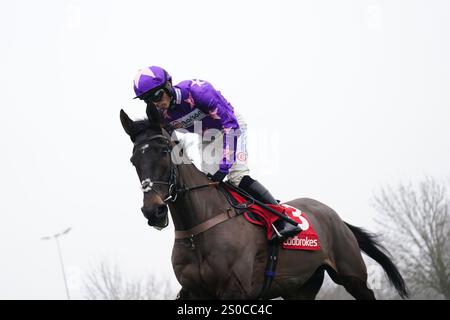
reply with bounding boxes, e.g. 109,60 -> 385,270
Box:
225,187 -> 321,251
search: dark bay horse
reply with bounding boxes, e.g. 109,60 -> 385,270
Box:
120,108 -> 408,300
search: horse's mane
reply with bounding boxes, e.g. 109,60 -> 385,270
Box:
124,103 -> 172,142
129,118 -> 163,142
134,118 -> 155,132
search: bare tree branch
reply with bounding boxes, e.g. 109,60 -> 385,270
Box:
82,260 -> 177,300
372,177 -> 450,299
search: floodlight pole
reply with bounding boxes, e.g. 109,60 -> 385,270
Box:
42,228 -> 72,300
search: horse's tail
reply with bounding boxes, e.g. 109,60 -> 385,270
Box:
344,222 -> 409,299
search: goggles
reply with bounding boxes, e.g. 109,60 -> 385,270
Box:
142,88 -> 165,103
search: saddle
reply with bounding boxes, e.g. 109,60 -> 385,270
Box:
222,184 -> 285,239
222,183 -> 320,251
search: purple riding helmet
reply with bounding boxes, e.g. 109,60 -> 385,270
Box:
133,66 -> 172,99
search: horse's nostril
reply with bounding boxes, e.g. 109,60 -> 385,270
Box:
155,205 -> 167,218
141,205 -> 168,229
141,206 -> 167,219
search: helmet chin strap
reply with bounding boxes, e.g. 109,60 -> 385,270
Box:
164,82 -> 176,109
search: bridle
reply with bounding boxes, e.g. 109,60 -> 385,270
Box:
132,134 -> 218,204
132,132 -> 243,245
133,134 -> 179,203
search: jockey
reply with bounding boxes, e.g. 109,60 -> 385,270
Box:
133,66 -> 301,240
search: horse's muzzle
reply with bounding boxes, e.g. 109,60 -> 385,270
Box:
141,205 -> 169,229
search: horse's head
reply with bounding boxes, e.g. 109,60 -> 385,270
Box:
120,105 -> 175,230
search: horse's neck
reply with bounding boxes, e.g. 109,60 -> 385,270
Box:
168,163 -> 229,231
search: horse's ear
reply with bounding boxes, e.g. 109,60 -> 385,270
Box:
120,109 -> 137,138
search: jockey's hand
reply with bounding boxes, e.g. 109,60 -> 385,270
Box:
210,170 -> 227,182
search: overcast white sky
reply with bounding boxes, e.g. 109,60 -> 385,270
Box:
0,0 -> 449,299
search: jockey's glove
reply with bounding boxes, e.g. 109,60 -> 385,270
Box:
210,170 -> 227,182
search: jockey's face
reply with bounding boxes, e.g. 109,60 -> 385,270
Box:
153,91 -> 171,110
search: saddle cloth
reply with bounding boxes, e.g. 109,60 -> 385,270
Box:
225,186 -> 321,251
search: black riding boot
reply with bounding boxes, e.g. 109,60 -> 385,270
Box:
238,175 -> 302,241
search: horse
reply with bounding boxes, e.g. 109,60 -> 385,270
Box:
119,107 -> 408,300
